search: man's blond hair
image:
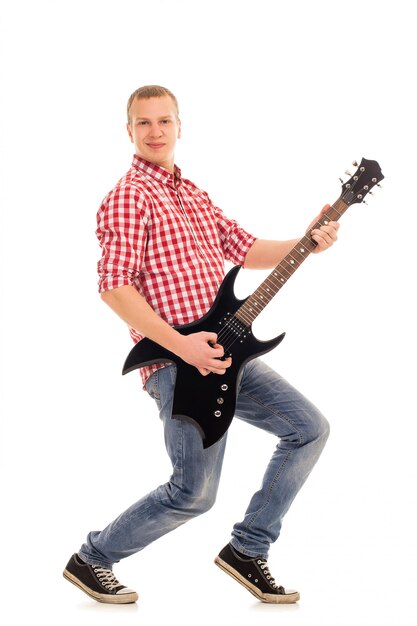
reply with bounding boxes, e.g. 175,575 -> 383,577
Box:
127,85 -> 179,122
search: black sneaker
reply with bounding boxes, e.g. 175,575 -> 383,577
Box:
215,543 -> 299,604
63,554 -> 138,604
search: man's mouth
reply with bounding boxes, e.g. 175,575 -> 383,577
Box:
147,143 -> 165,149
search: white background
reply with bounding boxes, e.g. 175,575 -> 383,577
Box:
1,1 -> 416,624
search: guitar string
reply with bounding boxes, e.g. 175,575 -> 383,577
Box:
215,316 -> 249,354
215,321 -> 242,353
218,329 -> 241,354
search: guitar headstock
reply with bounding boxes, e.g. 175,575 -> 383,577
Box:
340,158 -> 384,205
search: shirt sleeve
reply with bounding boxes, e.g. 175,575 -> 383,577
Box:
95,184 -> 149,293
210,201 -> 256,266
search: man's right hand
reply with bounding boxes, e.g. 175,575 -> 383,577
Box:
176,332 -> 232,376
100,287 -> 231,376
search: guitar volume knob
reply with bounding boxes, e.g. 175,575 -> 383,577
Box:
221,384 -> 228,391
214,410 -> 222,417
217,397 -> 224,404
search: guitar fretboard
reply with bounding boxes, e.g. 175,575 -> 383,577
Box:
234,198 -> 349,327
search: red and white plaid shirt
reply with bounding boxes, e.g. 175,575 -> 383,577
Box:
96,155 -> 256,386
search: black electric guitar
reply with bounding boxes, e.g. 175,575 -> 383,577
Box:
123,158 -> 384,448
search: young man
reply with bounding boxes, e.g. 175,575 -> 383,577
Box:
63,85 -> 339,605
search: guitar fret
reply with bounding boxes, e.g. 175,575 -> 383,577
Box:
288,252 -> 301,263
235,309 -> 252,325
301,237 -> 316,252
282,259 -> 296,271
281,258 -> 299,274
262,285 -> 273,296
265,276 -> 279,290
257,285 -> 272,300
275,270 -> 287,283
286,252 -> 300,262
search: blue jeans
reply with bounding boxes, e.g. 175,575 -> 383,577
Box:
79,359 -> 329,568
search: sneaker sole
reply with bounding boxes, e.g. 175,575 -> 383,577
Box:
214,556 -> 300,604
63,569 -> 138,604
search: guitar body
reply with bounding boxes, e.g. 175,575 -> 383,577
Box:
123,265 -> 285,448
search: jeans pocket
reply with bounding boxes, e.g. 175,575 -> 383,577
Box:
145,370 -> 160,403
145,366 -> 177,415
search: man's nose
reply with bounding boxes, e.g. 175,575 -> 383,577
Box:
149,123 -> 162,138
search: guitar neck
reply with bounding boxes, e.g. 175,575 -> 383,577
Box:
235,198 -> 349,327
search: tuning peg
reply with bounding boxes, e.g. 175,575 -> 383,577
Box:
339,177 -> 344,184
352,160 -> 358,167
345,170 -> 352,176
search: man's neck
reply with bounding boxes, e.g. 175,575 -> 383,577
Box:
136,152 -> 174,173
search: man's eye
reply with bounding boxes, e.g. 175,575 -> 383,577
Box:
137,121 -> 149,125
161,119 -> 170,124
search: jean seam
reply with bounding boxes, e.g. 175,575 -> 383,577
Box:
243,448 -> 292,534
176,418 -> 184,492
236,389 -> 302,539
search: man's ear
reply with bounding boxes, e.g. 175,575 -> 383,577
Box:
178,118 -> 182,139
126,122 -> 134,142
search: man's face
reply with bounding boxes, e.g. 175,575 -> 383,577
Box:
127,96 -> 181,171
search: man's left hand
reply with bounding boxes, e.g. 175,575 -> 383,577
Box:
308,204 -> 339,253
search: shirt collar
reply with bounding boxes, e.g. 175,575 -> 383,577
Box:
131,154 -> 182,189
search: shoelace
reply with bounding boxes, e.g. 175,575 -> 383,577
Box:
93,566 -> 122,591
258,559 -> 278,589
